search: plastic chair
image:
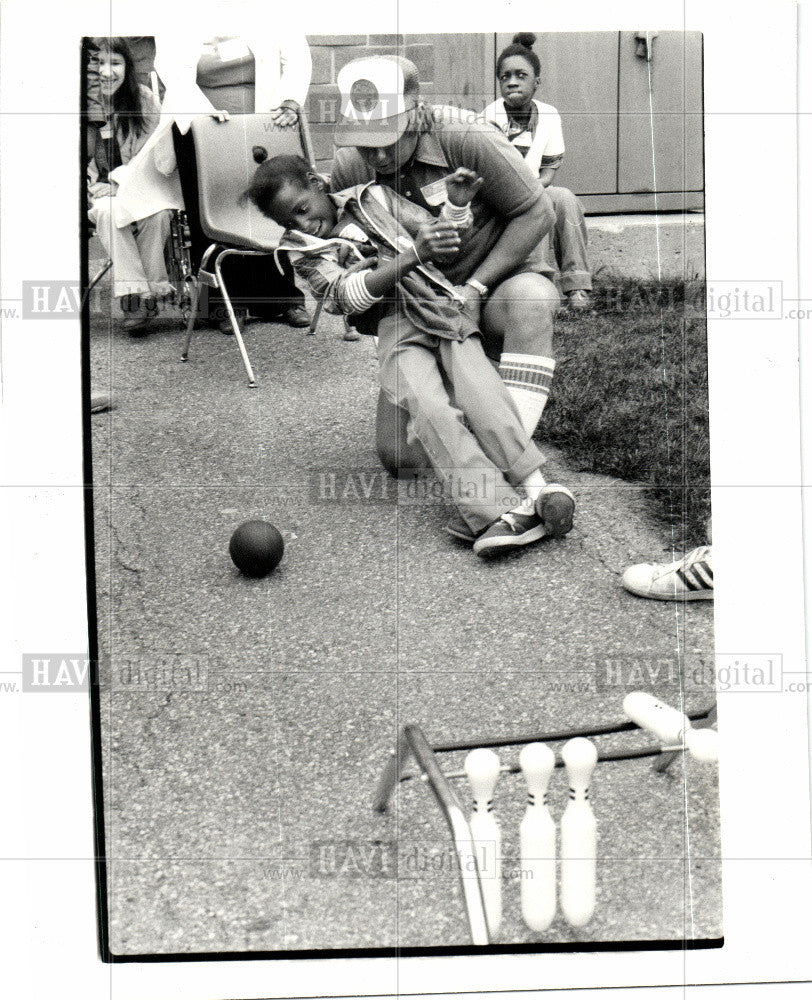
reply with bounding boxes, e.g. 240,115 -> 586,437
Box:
180,111 -> 317,387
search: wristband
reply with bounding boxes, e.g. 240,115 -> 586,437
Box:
465,278 -> 489,298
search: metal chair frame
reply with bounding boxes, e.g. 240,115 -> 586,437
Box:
179,109 -> 317,387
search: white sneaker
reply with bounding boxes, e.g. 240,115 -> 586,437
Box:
621,546 -> 713,601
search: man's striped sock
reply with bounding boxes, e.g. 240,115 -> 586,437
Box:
498,353 -> 556,435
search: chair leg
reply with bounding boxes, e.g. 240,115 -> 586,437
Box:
308,295 -> 325,335
87,258 -> 112,296
180,279 -> 202,361
214,258 -> 257,388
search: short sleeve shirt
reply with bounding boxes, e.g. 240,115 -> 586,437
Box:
512,102 -> 565,168
330,105 -> 545,285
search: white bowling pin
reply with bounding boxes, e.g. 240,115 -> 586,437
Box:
464,748 -> 502,936
623,691 -> 692,744
684,726 -> 719,762
519,742 -> 556,931
560,737 -> 598,928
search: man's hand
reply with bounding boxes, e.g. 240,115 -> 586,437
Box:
209,110 -> 231,123
413,221 -> 461,263
454,283 -> 482,325
270,105 -> 299,128
445,167 -> 484,207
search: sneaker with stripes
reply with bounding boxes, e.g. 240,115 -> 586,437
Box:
621,546 -> 714,601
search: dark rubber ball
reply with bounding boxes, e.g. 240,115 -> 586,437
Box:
229,520 -> 284,577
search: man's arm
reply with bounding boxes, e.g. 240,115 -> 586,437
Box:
329,147 -> 374,194
467,192 -> 553,291
453,122 -> 555,290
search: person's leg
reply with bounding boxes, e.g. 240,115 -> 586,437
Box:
546,186 -> 592,299
480,272 -> 561,437
245,253 -> 309,325
377,315 -> 525,536
439,336 -> 544,489
375,389 -> 430,477
133,209 -> 174,298
89,197 -> 152,300
441,335 -> 576,552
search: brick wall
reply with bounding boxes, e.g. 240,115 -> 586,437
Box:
305,35 -> 437,173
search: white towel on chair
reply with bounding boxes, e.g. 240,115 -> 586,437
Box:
111,120 -> 185,228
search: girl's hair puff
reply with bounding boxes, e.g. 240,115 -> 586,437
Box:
496,32 -> 541,78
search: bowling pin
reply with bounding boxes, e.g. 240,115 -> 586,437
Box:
519,742 -> 556,931
560,737 -> 598,927
464,748 -> 502,936
623,691 -> 692,745
684,726 -> 719,762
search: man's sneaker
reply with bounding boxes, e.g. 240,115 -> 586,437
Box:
621,545 -> 714,601
445,513 -> 478,543
535,484 -> 575,538
473,506 -> 547,557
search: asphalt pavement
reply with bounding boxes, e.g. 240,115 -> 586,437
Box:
89,293 -> 718,956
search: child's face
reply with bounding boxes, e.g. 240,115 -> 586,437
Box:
97,49 -> 127,99
497,55 -> 539,109
270,179 -> 337,238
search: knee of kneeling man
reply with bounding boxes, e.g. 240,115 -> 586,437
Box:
502,276 -> 560,316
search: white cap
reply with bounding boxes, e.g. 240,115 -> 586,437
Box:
334,56 -> 420,148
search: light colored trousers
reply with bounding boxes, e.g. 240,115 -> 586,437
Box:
541,186 -> 592,293
89,197 -> 173,300
377,313 -> 545,534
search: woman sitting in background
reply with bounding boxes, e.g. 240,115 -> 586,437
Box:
482,33 -> 593,311
87,36 -> 173,335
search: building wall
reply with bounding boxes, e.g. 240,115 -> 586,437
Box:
306,32 -> 704,213
116,33 -> 704,212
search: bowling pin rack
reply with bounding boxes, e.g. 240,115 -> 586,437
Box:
372,702 -> 717,946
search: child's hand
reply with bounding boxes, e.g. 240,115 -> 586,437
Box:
413,220 -> 461,263
445,167 -> 484,207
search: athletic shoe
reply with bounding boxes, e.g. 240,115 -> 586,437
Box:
566,289 -> 593,311
473,506 -> 547,557
282,305 -> 311,328
90,392 -> 112,413
445,514 -> 478,543
342,317 -> 361,341
535,484 -> 575,538
219,307 -> 249,335
122,316 -> 149,335
621,545 -> 714,601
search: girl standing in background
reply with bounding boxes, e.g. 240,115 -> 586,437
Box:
482,33 -> 593,311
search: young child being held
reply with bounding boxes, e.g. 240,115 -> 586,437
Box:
242,155 -> 574,556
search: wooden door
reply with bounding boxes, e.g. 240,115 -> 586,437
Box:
617,30 -> 704,193
427,33 -> 496,114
